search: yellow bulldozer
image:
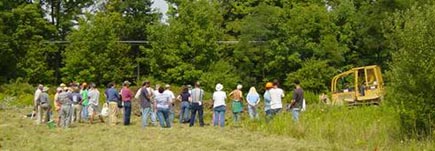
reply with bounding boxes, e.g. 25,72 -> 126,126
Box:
331,65 -> 384,105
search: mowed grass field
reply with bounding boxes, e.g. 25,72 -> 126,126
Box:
0,107 -> 337,151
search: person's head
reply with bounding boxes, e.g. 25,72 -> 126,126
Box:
81,82 -> 88,89
59,83 -> 66,88
89,83 -> 96,89
108,82 -> 115,88
158,87 -> 165,93
273,80 -> 279,88
182,85 -> 188,93
73,87 -> 80,93
248,87 -> 257,94
294,80 -> 300,87
236,84 -> 242,90
194,82 -> 200,88
265,82 -> 273,90
62,87 -> 69,92
215,83 -> 223,91
165,84 -> 170,90
123,81 -> 131,87
143,81 -> 150,87
155,84 -> 160,89
38,84 -> 43,90
187,85 -> 192,90
56,87 -> 62,93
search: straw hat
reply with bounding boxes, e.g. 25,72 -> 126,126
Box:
215,83 -> 223,91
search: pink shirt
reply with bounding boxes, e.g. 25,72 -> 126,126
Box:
121,87 -> 133,102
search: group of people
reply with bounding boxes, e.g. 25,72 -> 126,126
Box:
31,79 -> 304,129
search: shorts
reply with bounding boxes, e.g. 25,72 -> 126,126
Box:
89,104 -> 100,115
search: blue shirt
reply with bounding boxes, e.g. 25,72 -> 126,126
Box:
247,93 -> 259,104
105,88 -> 120,102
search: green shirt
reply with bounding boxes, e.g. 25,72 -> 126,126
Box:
81,89 -> 89,106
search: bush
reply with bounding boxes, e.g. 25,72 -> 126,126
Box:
386,5 -> 435,138
0,80 -> 36,107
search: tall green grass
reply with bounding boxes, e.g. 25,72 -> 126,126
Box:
242,104 -> 434,150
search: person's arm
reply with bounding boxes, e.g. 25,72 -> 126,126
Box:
256,94 -> 261,105
176,94 -> 182,102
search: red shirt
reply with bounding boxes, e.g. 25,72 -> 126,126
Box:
121,87 -> 133,102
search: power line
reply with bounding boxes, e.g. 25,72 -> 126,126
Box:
41,40 -> 265,44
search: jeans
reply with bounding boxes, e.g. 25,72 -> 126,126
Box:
179,101 -> 190,123
292,108 -> 300,122
141,107 -> 152,128
189,103 -> 204,127
157,108 -> 171,128
270,108 -> 282,116
60,105 -> 72,128
248,105 -> 259,120
151,106 -> 157,125
169,105 -> 174,123
123,101 -> 132,125
82,105 -> 89,121
213,106 -> 225,127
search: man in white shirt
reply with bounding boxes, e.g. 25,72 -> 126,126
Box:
269,81 -> 284,116
88,83 -> 104,124
163,84 -> 176,123
32,84 -> 43,119
212,83 -> 226,127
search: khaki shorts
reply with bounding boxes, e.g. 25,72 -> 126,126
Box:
89,104 -> 100,115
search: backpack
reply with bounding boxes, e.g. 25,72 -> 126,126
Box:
58,92 -> 71,105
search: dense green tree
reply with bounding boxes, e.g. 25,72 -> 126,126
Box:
62,12 -> 134,84
0,2 -> 56,83
147,0 -> 224,86
385,4 -> 435,138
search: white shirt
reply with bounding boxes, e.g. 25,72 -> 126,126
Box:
34,89 -> 41,102
213,91 -> 227,108
88,89 -> 100,106
269,88 -> 284,109
164,90 -> 175,100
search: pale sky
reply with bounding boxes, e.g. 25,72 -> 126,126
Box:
152,0 -> 168,22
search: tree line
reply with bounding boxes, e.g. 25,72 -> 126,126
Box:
1,0 -> 434,137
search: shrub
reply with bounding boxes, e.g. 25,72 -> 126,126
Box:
386,5 -> 435,138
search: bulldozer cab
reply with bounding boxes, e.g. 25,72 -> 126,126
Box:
331,65 -> 384,105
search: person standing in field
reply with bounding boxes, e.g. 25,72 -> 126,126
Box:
154,87 -> 172,128
177,86 -> 191,123
88,83 -> 104,124
229,84 -> 243,123
121,81 -> 133,126
36,87 -> 51,124
106,82 -> 120,126
54,87 -> 62,126
290,80 -> 304,122
246,87 -> 260,120
269,80 -> 284,117
70,87 -> 83,123
212,83 -> 226,127
189,82 -> 205,127
263,82 -> 273,121
58,87 -> 73,128
163,84 -> 176,123
32,84 -> 43,119
138,81 -> 153,128
80,83 -> 89,122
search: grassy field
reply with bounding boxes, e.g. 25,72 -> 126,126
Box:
1,107 -> 335,151
1,105 -> 434,151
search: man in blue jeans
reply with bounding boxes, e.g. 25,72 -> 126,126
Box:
177,86 -> 191,123
139,81 -> 152,128
290,80 -> 304,122
121,81 -> 133,125
189,82 -> 205,127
